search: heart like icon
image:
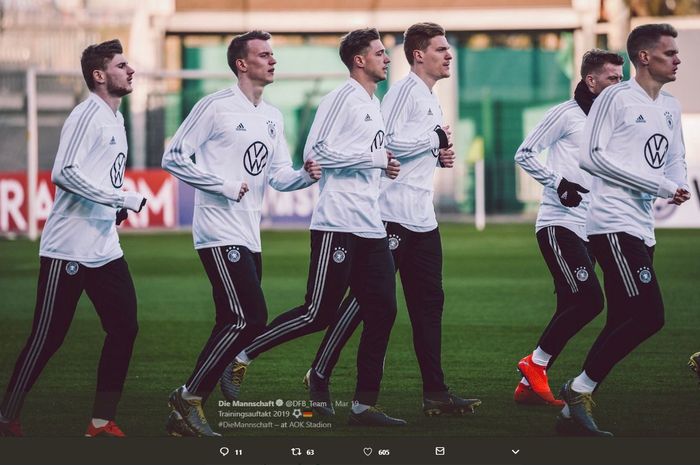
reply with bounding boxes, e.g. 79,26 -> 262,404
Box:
363,447 -> 373,456
219,447 -> 230,457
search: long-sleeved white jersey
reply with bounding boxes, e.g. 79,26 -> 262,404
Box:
40,93 -> 134,267
515,99 -> 590,240
304,78 -> 388,237
379,72 -> 444,232
162,87 -> 314,252
580,78 -> 688,246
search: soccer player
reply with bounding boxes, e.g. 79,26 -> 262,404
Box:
513,49 -> 624,406
0,39 -> 146,438
161,31 -> 321,437
558,23 -> 690,437
301,22 -> 481,418
221,28 -> 405,427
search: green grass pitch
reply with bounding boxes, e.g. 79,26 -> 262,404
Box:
1,224 -> 699,437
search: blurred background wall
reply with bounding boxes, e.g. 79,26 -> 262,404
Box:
1,0 -> 698,232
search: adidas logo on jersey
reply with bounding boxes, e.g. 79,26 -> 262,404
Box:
427,108 -> 433,116
109,136 -> 116,145
364,114 -> 372,122
236,123 -> 246,131
636,115 -> 646,123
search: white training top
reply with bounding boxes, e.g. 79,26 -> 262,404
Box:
515,99 -> 590,241
305,78 -> 389,238
40,93 -> 132,267
379,72 -> 444,233
162,87 -> 314,252
580,78 -> 688,246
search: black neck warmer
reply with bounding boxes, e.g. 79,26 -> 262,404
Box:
574,79 -> 596,115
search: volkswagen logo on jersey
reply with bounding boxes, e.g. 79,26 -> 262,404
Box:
388,234 -> 400,251
332,247 -> 347,263
575,266 -> 589,282
638,267 -> 652,284
267,121 -> 276,139
370,130 -> 385,152
643,134 -> 668,169
244,141 -> 269,176
110,153 -> 126,188
65,261 -> 79,276
227,247 -> 241,263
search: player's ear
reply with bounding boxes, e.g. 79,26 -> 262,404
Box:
585,73 -> 595,89
413,50 -> 423,64
236,58 -> 247,74
353,54 -> 365,69
638,50 -> 650,66
92,69 -> 105,86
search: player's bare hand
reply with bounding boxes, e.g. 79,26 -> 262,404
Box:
237,182 -> 249,202
304,159 -> 322,181
442,125 -> 453,148
668,187 -> 691,205
385,152 -> 400,180
438,148 -> 455,168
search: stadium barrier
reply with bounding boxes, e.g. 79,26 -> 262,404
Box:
1,166 -> 697,235
0,169 -> 319,234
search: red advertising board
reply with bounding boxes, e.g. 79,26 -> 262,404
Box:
0,169 -> 177,233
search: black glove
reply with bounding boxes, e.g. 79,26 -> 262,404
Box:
116,208 -> 128,225
116,198 -> 146,225
557,178 -> 589,208
434,125 -> 449,149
